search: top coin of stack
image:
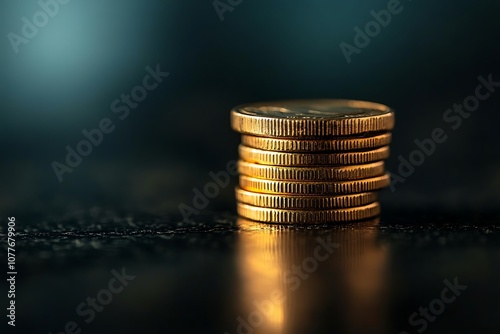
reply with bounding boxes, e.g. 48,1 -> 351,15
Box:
230,99 -> 395,224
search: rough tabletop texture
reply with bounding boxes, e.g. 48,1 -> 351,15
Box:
2,210 -> 500,334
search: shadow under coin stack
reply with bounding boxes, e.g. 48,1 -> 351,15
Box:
230,99 -> 395,224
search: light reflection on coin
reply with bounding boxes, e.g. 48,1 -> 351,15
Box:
238,160 -> 385,181
236,99 -> 392,119
236,187 -> 377,209
239,145 -> 389,166
237,202 -> 381,224
231,99 -> 395,137
241,133 -> 392,152
239,173 -> 391,195
231,99 -> 394,224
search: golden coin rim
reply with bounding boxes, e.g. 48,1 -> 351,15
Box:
236,202 -> 381,223
234,99 -> 393,118
237,160 -> 385,181
231,100 -> 395,137
239,173 -> 391,195
236,216 -> 381,230
239,145 -> 390,166
240,133 -> 392,152
236,187 -> 378,209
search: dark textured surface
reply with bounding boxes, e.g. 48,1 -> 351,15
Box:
0,1 -> 499,333
2,210 -> 500,334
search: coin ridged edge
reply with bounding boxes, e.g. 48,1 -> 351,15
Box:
236,188 -> 378,209
240,133 -> 392,152
236,202 -> 381,223
238,160 -> 385,181
239,145 -> 390,166
236,217 -> 381,230
239,173 -> 390,194
231,111 -> 394,137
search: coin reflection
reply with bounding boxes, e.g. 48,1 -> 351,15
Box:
233,218 -> 389,334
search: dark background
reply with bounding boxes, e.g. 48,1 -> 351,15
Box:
1,2 -> 500,334
0,0 -> 499,216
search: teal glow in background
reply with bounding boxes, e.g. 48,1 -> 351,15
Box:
0,0 -> 499,215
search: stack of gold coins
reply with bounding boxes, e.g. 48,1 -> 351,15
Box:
230,99 -> 395,224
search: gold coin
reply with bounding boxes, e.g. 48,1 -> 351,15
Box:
231,99 -> 394,138
236,216 -> 380,230
238,160 -> 385,181
239,145 -> 389,166
236,216 -> 380,233
239,173 -> 390,195
240,133 -> 392,152
236,202 -> 381,223
236,187 -> 377,209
